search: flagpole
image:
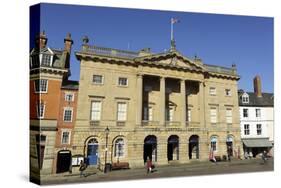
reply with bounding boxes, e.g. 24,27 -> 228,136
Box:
171,18 -> 173,41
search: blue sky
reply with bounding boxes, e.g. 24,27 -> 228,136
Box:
32,3 -> 274,93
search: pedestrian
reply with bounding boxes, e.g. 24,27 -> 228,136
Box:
262,150 -> 267,164
146,157 -> 152,174
79,160 -> 87,177
227,146 -> 231,162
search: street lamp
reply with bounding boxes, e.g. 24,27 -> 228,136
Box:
104,126 -> 110,173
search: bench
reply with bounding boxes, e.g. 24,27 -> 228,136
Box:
111,162 -> 130,170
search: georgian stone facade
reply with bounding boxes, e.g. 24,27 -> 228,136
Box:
71,40 -> 243,170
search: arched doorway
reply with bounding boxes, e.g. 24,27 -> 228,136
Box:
56,150 -> 71,173
143,135 -> 157,163
226,135 -> 233,156
189,135 -> 199,159
167,135 -> 179,161
87,138 -> 99,165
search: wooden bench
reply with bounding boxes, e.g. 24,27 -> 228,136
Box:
111,162 -> 129,170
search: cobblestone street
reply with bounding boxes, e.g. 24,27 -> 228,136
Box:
41,158 -> 273,185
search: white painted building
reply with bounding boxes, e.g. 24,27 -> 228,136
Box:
239,76 -> 274,158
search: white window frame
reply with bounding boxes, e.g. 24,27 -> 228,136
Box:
225,89 -> 231,96
243,108 -> 249,118
209,87 -> 216,96
210,108 -> 217,123
36,102 -> 45,119
61,130 -> 71,145
65,93 -> 74,102
41,54 -> 52,66
166,106 -> 174,121
114,138 -> 125,158
91,101 -> 102,121
118,77 -> 128,87
63,107 -> 73,122
242,94 -> 249,104
226,108 -> 232,123
143,106 -> 153,121
34,79 -> 48,93
256,108 -> 261,118
244,124 -> 250,135
256,124 -> 262,135
93,75 -> 104,85
117,102 -> 127,121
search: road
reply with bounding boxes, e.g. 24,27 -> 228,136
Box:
41,158 -> 273,185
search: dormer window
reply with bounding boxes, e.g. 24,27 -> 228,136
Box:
30,55 -> 40,68
241,93 -> 249,104
41,54 -> 52,66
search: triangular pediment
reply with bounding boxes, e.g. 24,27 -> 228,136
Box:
135,50 -> 204,71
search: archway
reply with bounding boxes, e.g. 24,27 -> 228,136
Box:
226,135 -> 234,156
167,135 -> 179,161
189,135 -> 199,159
87,138 -> 99,165
56,150 -> 71,173
143,135 -> 157,163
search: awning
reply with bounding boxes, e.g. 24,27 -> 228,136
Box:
242,138 -> 273,148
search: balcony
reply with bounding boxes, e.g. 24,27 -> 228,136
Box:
165,121 -> 181,127
141,120 -> 159,127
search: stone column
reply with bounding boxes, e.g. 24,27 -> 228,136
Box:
159,77 -> 166,126
136,74 -> 143,126
180,79 -> 186,127
199,81 -> 205,127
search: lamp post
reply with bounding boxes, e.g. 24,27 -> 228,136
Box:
104,126 -> 110,173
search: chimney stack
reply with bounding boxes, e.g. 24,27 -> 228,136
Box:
64,33 -> 73,53
254,75 -> 262,97
35,30 -> 48,49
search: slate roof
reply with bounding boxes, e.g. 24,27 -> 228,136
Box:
238,91 -> 274,107
61,80 -> 79,90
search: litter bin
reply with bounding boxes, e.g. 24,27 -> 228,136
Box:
104,163 -> 112,173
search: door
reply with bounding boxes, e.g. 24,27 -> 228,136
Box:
56,150 -> 71,173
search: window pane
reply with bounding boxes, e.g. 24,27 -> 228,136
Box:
115,138 -> 124,157
41,54 -> 51,66
64,109 -> 72,122
118,77 -> 128,86
117,103 -> 127,121
62,132 -> 70,144
91,101 -> 101,120
93,75 -> 103,84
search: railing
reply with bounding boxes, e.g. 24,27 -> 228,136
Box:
141,120 -> 159,127
204,64 -> 236,75
165,121 -> 181,127
186,121 -> 200,127
83,45 -> 139,59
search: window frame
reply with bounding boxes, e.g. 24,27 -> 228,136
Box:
92,74 -> 104,85
256,124 -> 262,135
255,108 -> 261,118
118,77 -> 128,87
243,108 -> 249,118
61,130 -> 71,145
210,108 -> 217,123
34,79 -> 48,93
210,136 -> 218,152
36,102 -> 45,119
41,53 -> 52,66
117,102 -> 127,121
114,138 -> 125,158
65,93 -> 74,102
63,107 -> 73,122
90,101 -> 102,121
244,124 -> 250,135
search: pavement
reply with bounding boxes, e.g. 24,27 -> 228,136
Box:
40,158 -> 273,185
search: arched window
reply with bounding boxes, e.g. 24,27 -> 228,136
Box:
210,136 -> 218,151
114,138 -> 125,157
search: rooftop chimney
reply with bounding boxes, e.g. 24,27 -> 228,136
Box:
35,30 -> 48,49
254,75 -> 262,97
64,33 -> 73,53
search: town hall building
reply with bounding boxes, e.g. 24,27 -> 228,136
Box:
71,37 -> 243,170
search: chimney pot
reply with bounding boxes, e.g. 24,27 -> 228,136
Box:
254,75 -> 262,97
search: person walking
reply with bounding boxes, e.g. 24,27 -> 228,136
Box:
146,157 -> 152,174
79,160 -> 87,177
262,150 -> 267,164
227,146 -> 231,162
